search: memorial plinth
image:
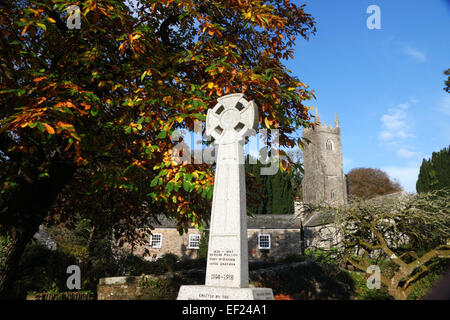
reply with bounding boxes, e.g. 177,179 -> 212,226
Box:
177,93 -> 274,300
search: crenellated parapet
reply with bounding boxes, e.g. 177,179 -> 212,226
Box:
303,109 -> 340,135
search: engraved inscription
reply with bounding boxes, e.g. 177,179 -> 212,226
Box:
208,249 -> 237,267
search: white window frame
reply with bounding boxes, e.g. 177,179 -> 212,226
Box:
258,234 -> 271,250
188,234 -> 201,249
150,233 -> 162,248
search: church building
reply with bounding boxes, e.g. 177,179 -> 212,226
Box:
302,109 -> 347,206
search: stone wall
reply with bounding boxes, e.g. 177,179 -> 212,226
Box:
27,291 -> 94,300
97,271 -> 204,300
304,224 -> 341,251
247,229 -> 301,261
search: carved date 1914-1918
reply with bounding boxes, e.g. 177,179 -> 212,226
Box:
210,273 -> 234,281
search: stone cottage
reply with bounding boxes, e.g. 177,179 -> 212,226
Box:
121,214 -> 303,262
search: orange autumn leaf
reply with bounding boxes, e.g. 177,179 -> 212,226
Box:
118,42 -> 126,56
56,121 -> 74,129
80,102 -> 91,110
274,294 -> 294,300
33,76 -> 47,82
36,97 -> 47,105
42,123 -> 55,134
163,96 -> 173,105
21,25 -> 29,36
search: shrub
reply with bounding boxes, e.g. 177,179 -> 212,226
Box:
159,253 -> 179,272
305,248 -> 338,267
198,230 -> 209,260
174,257 -> 206,271
12,242 -> 78,299
0,233 -> 12,271
277,253 -> 305,264
250,259 -> 353,299
348,271 -> 392,300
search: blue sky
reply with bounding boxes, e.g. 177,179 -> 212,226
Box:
286,0 -> 450,193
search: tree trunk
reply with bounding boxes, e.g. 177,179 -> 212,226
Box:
86,225 -> 102,268
0,160 -> 76,299
0,226 -> 39,299
300,221 -> 305,255
387,270 -> 410,300
388,287 -> 408,300
87,225 -> 97,261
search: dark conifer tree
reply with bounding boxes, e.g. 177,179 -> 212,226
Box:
416,145 -> 450,193
245,152 -> 295,215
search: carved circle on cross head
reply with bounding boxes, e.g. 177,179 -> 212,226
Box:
206,93 -> 259,143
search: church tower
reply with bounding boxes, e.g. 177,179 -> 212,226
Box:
302,109 -> 347,206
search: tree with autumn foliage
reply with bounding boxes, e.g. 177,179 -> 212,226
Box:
0,0 -> 316,298
346,168 -> 402,200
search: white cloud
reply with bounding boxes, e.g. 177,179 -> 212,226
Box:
382,165 -> 420,193
379,103 -> 414,142
396,148 -> 421,159
402,45 -> 426,62
439,94 -> 450,116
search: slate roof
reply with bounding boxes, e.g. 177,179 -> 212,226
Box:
303,211 -> 335,228
151,214 -> 302,229
150,215 -> 179,228
247,214 -> 302,229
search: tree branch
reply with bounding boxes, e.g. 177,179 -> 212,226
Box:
371,220 -> 408,269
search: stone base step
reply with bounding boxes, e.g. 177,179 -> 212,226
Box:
177,285 -> 273,300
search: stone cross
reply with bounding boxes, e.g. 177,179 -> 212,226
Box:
177,93 -> 274,300
204,93 -> 258,288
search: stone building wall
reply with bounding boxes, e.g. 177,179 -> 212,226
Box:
123,228 -> 202,261
247,229 -> 302,261
123,227 -> 302,262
